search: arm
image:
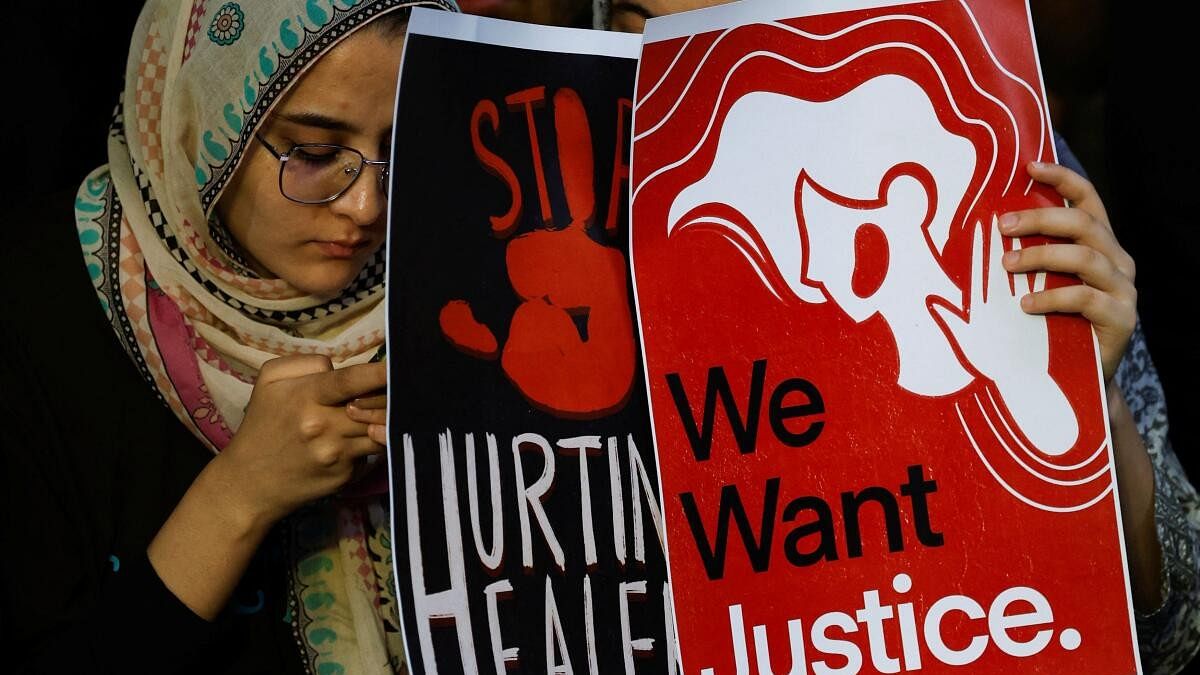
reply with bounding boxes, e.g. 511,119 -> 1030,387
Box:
1109,377 -> 1162,612
1116,322 -> 1200,674
148,355 -> 387,620
144,459 -> 276,621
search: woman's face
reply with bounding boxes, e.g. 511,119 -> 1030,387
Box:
215,28 -> 402,299
610,0 -> 732,32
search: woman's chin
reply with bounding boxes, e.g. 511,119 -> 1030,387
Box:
288,264 -> 370,300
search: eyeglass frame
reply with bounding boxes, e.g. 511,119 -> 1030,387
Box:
254,133 -> 391,205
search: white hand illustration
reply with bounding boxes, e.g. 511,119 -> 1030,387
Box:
931,217 -> 1080,456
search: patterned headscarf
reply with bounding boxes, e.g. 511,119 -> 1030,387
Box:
74,1 -> 455,672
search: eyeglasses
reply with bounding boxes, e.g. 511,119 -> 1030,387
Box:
255,134 -> 390,205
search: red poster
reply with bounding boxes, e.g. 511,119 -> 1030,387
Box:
629,1 -> 1141,673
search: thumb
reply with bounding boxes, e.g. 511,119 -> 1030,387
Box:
257,354 -> 334,386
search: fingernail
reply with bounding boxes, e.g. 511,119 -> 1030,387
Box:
1003,251 -> 1019,266
1020,294 -> 1033,310
999,213 -> 1018,231
1030,161 -> 1046,170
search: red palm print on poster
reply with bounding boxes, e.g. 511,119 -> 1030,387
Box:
441,86 -> 636,418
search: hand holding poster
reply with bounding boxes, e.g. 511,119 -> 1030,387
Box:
387,10 -> 674,675
630,1 -> 1141,673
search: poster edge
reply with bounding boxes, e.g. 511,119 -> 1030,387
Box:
387,19 -> 419,675
1021,0 -> 1148,668
628,40 -> 691,675
642,0 -> 948,43
409,6 -> 642,59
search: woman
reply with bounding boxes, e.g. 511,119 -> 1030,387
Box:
604,1 -> 1200,673
2,1 -> 454,673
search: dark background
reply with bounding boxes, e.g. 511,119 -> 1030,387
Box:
4,3 -> 144,208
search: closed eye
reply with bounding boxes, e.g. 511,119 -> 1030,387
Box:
290,146 -> 340,164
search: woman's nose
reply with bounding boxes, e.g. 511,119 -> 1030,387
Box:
329,164 -> 388,227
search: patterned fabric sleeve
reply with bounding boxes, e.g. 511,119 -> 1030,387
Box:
1119,321 -> 1200,674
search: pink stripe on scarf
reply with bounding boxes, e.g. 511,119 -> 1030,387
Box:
146,275 -> 234,450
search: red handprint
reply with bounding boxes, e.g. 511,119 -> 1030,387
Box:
440,87 -> 636,419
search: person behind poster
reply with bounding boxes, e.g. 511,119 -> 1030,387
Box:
604,1 -> 1200,673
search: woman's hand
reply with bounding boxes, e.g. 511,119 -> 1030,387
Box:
998,161 -> 1137,383
345,392 -> 387,444
214,355 -> 387,527
149,355 -> 386,620
1001,162 -> 1162,612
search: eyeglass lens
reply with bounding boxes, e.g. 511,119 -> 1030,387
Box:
282,145 -> 382,203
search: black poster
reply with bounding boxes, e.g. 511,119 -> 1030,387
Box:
387,11 -> 672,674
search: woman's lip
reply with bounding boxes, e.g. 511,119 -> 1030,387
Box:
315,240 -> 368,259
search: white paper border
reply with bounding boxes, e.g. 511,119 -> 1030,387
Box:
409,6 -> 642,58
643,0 -> 944,42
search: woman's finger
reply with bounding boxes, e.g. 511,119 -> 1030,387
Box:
368,424 -> 387,445
999,206 -> 1096,242
351,432 -> 387,456
349,394 -> 387,410
346,403 -> 387,427
315,361 -> 388,405
1025,161 -> 1110,224
1019,284 -> 1133,331
999,207 -> 1135,283
258,354 -> 334,385
1002,243 -> 1131,297
1020,283 -> 1136,382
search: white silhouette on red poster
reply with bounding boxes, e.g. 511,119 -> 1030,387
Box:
634,1 -> 1112,513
